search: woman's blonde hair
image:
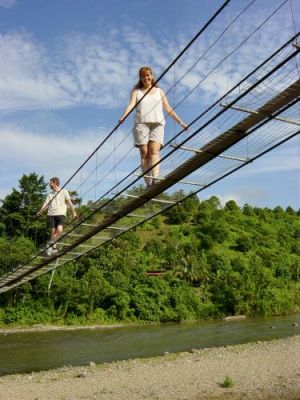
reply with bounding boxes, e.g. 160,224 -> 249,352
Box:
134,66 -> 158,89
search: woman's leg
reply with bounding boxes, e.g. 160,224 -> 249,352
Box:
138,144 -> 152,186
148,140 -> 161,182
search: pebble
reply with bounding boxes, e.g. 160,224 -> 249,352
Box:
189,348 -> 198,354
223,315 -> 247,321
76,371 -> 88,378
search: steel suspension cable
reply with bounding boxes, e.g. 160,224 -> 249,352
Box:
58,37 -> 300,239
11,33 -> 299,275
51,124 -> 300,265
40,0 -> 231,213
70,0 -> 290,210
62,34 -> 299,234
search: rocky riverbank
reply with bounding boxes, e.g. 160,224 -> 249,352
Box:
0,335 -> 299,400
0,323 -> 127,335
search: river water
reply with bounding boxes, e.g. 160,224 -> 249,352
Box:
0,314 -> 299,376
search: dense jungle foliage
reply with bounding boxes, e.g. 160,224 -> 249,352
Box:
0,173 -> 299,326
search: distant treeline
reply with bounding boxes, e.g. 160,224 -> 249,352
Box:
0,173 -> 299,326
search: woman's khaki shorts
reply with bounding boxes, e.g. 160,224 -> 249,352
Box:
133,123 -> 164,147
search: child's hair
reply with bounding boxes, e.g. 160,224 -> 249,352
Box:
50,177 -> 60,186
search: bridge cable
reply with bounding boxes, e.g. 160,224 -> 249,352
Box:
69,0 -> 285,216
38,0 -> 231,218
9,30 -> 299,275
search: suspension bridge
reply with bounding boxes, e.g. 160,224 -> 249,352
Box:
0,0 -> 299,293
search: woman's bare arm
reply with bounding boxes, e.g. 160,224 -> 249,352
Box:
161,89 -> 188,129
119,89 -> 138,123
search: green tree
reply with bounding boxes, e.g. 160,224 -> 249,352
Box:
81,264 -> 115,317
0,173 -> 47,244
242,203 -> 254,216
235,234 -> 253,252
224,200 -> 240,212
166,194 -> 199,224
0,236 -> 36,274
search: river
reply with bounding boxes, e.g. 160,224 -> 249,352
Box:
0,313 -> 299,376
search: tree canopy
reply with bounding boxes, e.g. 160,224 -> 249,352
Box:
0,173 -> 299,326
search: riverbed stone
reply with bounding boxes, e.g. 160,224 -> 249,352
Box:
223,315 -> 247,321
76,371 -> 88,378
189,348 -> 198,354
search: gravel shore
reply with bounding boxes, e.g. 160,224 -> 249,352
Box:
0,335 -> 299,400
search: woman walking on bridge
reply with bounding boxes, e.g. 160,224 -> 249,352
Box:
119,66 -> 188,188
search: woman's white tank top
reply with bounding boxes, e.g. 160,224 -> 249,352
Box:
135,88 -> 165,126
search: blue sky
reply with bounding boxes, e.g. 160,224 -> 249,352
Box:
0,0 -> 299,209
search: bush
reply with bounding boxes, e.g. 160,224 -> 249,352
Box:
3,301 -> 54,325
87,308 -> 114,324
222,375 -> 234,388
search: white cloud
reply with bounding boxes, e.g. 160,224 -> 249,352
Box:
0,32 -> 70,111
0,28 -> 174,112
217,187 -> 269,207
0,1 -> 295,113
0,123 -> 137,200
0,124 -> 97,200
0,0 -> 17,8
207,135 -> 300,207
238,142 -> 300,176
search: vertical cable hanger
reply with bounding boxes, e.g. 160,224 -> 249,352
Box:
114,127 -> 119,191
289,0 -> 298,45
173,64 -> 177,145
228,2 -> 249,161
289,0 -> 300,77
80,169 -> 83,207
34,217 -> 38,252
226,2 -> 230,101
95,150 -> 98,202
170,64 -> 178,181
9,236 -> 13,272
